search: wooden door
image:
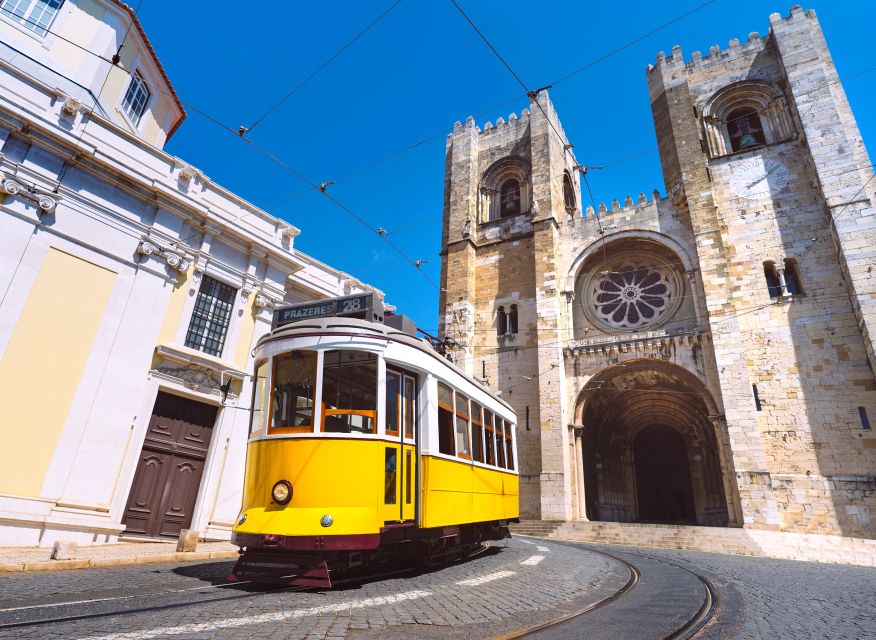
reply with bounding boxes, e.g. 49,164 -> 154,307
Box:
122,392 -> 217,538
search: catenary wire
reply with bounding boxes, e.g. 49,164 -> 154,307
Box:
243,0 -> 404,134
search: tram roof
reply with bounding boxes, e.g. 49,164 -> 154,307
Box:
260,317 -> 513,413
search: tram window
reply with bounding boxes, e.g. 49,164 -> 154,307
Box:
250,360 -> 269,435
270,351 -> 317,432
386,371 -> 401,436
455,392 -> 472,460
405,450 -> 412,504
496,419 -> 506,468
403,376 -> 416,439
484,410 -> 496,466
322,350 -> 377,434
438,383 -> 455,455
384,448 -> 397,504
505,420 -> 515,471
471,402 -> 484,463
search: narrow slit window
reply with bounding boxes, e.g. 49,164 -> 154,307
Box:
385,371 -> 401,436
250,360 -> 269,436
484,410 -> 497,466
384,448 -> 397,505
763,262 -> 781,299
403,375 -> 416,439
455,392 -> 471,460
438,383 -> 455,455
508,305 -> 518,335
405,450 -> 413,503
496,418 -> 506,468
784,258 -> 803,295
859,406 -> 871,430
504,420 -> 515,470
752,384 -> 762,411
471,402 -> 484,463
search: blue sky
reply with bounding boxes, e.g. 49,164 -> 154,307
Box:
138,1 -> 876,331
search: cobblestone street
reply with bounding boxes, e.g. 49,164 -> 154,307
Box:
0,537 -> 873,639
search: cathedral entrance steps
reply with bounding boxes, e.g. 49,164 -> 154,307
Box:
543,521 -> 876,568
508,520 -> 564,537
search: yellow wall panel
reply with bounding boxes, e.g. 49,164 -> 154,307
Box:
0,248 -> 116,497
234,301 -> 257,369
155,270 -> 189,346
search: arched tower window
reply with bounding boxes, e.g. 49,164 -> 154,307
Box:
563,172 -> 577,215
702,81 -> 795,158
763,261 -> 781,299
500,179 -> 521,218
508,305 -> 518,335
727,108 -> 766,151
479,157 -> 531,222
497,306 -> 507,337
783,258 -> 803,295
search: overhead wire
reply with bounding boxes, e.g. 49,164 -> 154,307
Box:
4,3 -> 437,289
242,0 -> 404,134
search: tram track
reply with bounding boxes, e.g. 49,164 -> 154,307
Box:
0,544 -> 493,632
502,538 -> 718,640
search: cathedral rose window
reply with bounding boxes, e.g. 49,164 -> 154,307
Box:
580,252 -> 682,332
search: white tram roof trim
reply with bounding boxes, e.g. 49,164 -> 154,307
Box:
258,317 -> 513,414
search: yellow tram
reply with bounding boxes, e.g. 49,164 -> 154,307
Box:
230,294 -> 518,587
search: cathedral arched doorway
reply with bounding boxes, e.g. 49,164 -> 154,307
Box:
575,360 -> 736,527
633,425 -> 696,523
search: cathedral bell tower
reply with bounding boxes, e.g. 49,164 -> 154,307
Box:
439,91 -> 583,520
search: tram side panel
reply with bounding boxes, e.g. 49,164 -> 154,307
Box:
238,438 -> 382,539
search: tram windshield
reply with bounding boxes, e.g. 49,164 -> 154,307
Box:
271,351 -> 317,431
322,350 -> 377,434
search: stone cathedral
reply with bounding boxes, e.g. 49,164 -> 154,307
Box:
439,6 -> 876,541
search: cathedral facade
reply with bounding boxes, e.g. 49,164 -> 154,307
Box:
439,6 -> 876,539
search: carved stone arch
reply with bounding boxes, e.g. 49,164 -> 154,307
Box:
479,156 -> 532,222
573,359 -> 736,526
565,230 -> 696,294
702,80 -> 795,157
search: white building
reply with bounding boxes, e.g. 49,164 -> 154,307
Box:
0,0 -> 382,546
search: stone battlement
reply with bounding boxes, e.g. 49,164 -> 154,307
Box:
646,5 -> 816,74
579,189 -> 664,220
451,109 -> 532,137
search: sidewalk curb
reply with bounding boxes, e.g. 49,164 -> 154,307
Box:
0,550 -> 238,573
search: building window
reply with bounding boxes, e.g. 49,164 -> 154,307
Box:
763,262 -> 781,299
500,178 -> 521,217
783,258 -> 803,295
184,275 -> 236,357
508,304 -> 518,335
752,384 -> 762,411
497,305 -> 518,338
727,108 -> 766,152
859,407 -> 871,430
0,0 -> 63,36
121,72 -> 150,126
563,172 -> 577,215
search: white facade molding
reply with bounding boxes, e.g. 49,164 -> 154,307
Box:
1,172 -> 61,214
136,236 -> 191,272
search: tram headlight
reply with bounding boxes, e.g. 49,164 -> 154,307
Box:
271,480 -> 293,505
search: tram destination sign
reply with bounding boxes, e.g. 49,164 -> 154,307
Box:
272,293 -> 383,329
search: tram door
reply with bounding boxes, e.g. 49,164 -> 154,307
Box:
383,370 -> 417,523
